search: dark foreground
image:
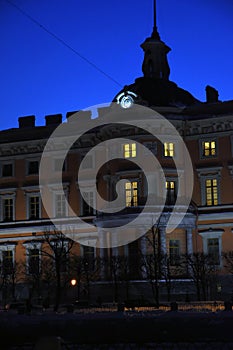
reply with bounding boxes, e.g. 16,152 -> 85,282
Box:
2,310 -> 233,349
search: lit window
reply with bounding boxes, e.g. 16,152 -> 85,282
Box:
2,163 -> 13,177
29,196 -> 40,219
166,181 -> 176,204
2,250 -> 13,275
123,143 -> 136,158
205,179 -> 218,206
55,193 -> 66,218
169,239 -> 180,266
125,181 -> 138,207
203,141 -> 216,157
28,160 -> 39,175
164,142 -> 174,157
207,238 -> 219,265
28,248 -> 40,275
82,192 -> 95,216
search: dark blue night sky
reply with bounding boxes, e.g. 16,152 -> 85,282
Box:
1,0 -> 233,130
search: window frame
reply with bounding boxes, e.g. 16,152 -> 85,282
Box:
199,138 -> 217,159
27,159 -> 39,176
0,244 -> 16,276
26,193 -> 41,220
1,161 -> 14,178
169,239 -> 180,266
163,142 -> 175,158
125,180 -> 138,207
123,143 -> 137,159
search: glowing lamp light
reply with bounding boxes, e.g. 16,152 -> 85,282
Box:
70,279 -> 77,286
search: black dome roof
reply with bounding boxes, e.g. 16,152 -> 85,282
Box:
113,77 -> 201,108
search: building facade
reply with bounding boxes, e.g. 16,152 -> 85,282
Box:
0,14 -> 233,304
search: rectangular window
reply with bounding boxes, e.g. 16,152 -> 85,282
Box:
125,181 -> 138,207
166,181 -> 176,204
29,196 -> 40,219
207,238 -> 219,265
56,246 -> 68,273
55,194 -> 66,218
203,141 -> 216,157
82,192 -> 95,216
2,250 -> 13,275
28,248 -> 40,274
164,142 -> 174,157
206,179 -> 218,206
123,143 -> 136,158
3,198 -> 13,221
83,246 -> 95,271
2,163 -> 13,177
169,239 -> 180,266
28,160 -> 39,175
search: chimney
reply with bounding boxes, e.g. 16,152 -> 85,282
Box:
206,85 -> 219,103
18,116 -> 35,128
45,114 -> 62,126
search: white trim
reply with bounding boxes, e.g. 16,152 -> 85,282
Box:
25,192 -> 41,220
53,190 -> 68,218
23,241 -> 42,274
196,167 -> 222,206
198,229 -> 223,266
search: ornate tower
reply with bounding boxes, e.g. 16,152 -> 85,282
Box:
141,0 -> 171,80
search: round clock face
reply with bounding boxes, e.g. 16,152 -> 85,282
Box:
116,91 -> 138,109
120,95 -> 134,109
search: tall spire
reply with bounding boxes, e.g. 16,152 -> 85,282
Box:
153,0 -> 157,33
151,0 -> 160,40
141,0 -> 171,79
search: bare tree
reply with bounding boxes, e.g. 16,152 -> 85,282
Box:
186,252 -> 219,301
41,230 -> 75,311
140,224 -> 162,307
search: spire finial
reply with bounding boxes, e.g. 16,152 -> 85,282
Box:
151,0 -> 160,39
153,0 -> 157,32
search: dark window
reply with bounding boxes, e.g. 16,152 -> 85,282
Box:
56,246 -> 68,273
82,192 -> 94,216
28,161 -> 39,175
207,238 -> 220,265
2,163 -> 13,177
28,248 -> 40,274
3,198 -> 13,221
169,240 -> 180,266
29,196 -> 40,219
2,250 -> 13,275
83,246 -> 95,271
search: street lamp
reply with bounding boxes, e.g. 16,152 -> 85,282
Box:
70,278 -> 77,287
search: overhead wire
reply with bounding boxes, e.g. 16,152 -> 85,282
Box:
4,0 -> 123,88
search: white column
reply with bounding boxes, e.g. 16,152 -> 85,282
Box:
140,236 -> 147,279
159,227 -> 166,255
186,227 -> 193,255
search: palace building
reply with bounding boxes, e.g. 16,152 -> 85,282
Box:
0,4 -> 232,304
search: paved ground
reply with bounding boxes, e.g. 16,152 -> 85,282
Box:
2,310 -> 233,349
